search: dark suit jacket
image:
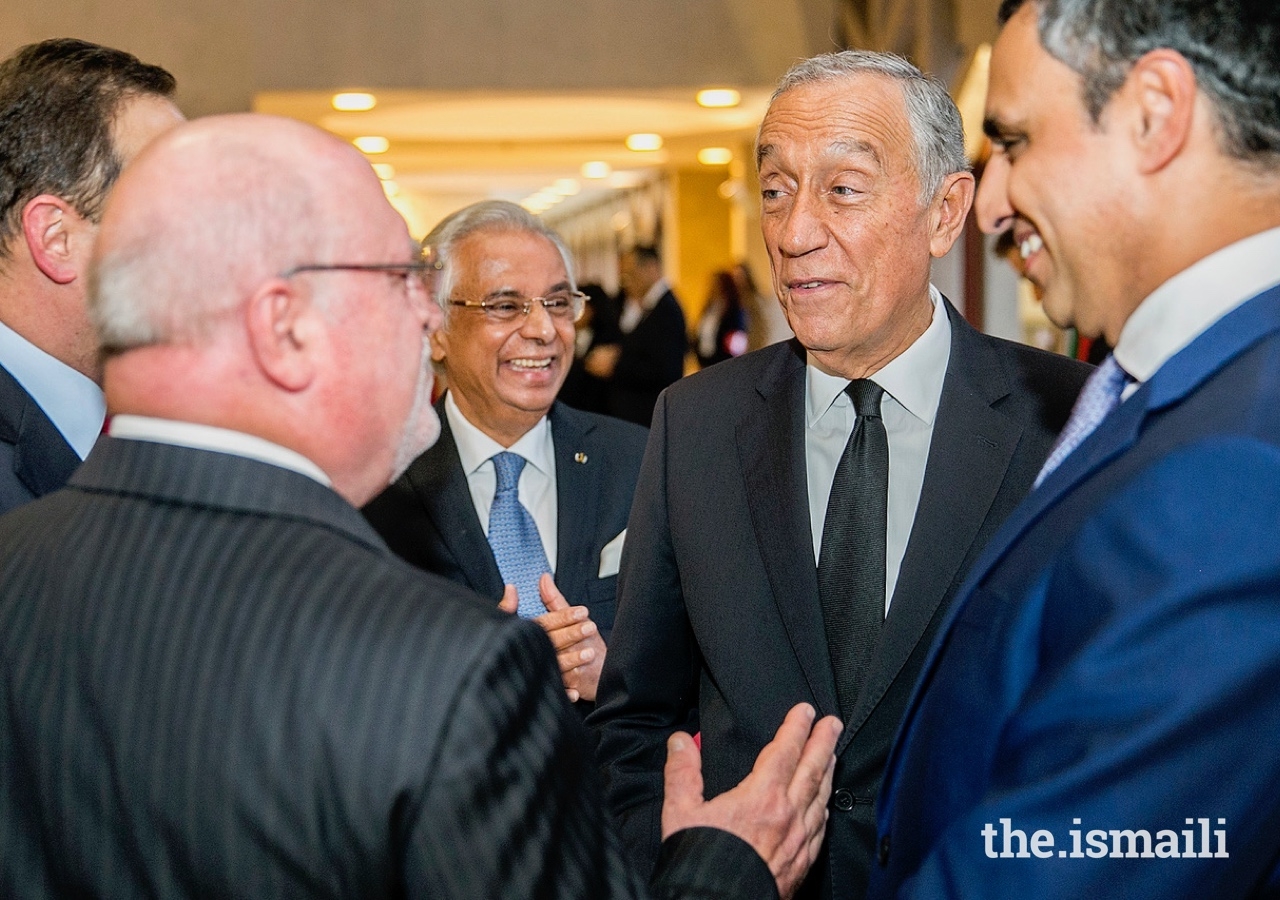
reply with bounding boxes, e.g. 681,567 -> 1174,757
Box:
591,299 -> 1091,898
363,399 -> 648,642
608,289 -> 688,426
0,437 -> 777,899
869,284 -> 1280,899
0,363 -> 81,514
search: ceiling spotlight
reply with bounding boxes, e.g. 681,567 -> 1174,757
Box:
625,133 -> 664,152
696,88 -> 741,109
332,92 -> 377,111
581,161 -> 612,179
372,163 -> 396,180
353,135 -> 390,154
698,147 -> 733,166
381,180 -> 400,197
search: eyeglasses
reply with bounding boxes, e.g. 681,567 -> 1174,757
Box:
280,260 -> 439,288
449,290 -> 589,323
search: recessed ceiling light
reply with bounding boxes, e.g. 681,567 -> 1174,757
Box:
371,163 -> 396,180
581,161 -> 612,179
698,147 -> 734,166
696,88 -> 741,109
625,133 -> 663,152
381,180 -> 400,197
332,92 -> 377,111
353,135 -> 390,154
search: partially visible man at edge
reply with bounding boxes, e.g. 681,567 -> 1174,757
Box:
0,38 -> 183,513
0,113 -> 841,899
364,200 -> 646,714
591,50 -> 1091,900
869,0 -> 1280,896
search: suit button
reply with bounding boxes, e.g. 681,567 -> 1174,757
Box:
832,789 -> 854,812
878,834 -> 891,865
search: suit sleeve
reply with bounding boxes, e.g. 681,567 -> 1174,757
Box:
591,390 -> 703,880
903,438 -> 1280,898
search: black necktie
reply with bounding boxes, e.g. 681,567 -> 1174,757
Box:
818,379 -> 888,720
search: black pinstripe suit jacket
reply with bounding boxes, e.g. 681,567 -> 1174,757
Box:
0,437 -> 774,899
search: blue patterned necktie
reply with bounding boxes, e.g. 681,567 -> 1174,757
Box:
1035,354 -> 1131,488
487,451 -> 552,618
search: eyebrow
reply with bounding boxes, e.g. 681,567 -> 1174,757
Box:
483,279 -> 572,301
757,138 -> 880,170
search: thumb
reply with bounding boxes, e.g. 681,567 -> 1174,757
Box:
497,584 -> 519,615
661,731 -> 704,838
539,573 -> 569,612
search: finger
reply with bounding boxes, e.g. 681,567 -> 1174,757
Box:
661,731 -> 703,835
539,573 -> 569,612
497,584 -> 518,615
535,606 -> 590,641
751,702 -> 818,782
787,714 -> 841,805
556,643 -> 597,673
565,686 -> 580,703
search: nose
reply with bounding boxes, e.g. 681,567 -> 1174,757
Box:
517,298 -> 557,341
771,189 -> 827,258
975,154 -> 1014,234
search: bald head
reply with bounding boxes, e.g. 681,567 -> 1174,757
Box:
90,114 -> 441,505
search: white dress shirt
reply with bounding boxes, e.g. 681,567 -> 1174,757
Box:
806,287 -> 952,614
444,391 -> 558,571
107,415 -> 331,485
0,321 -> 105,459
1115,226 -> 1280,396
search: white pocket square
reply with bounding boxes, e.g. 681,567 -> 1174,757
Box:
598,529 -> 626,578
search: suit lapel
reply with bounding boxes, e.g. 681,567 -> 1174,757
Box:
848,304 -> 1023,732
0,364 -> 81,498
549,403 -> 599,601
403,400 -> 504,596
738,341 -> 840,715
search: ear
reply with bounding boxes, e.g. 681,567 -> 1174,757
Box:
429,323 -> 449,365
244,279 -> 318,392
1126,49 -> 1196,174
928,171 -> 976,259
21,195 -> 88,285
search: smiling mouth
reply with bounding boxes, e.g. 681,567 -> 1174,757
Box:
1019,233 -> 1044,260
508,358 -> 553,370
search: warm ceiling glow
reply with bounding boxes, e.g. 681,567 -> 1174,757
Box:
332,92 -> 377,111
581,161 -> 612,179
698,147 -> 733,166
625,133 -> 663,152
382,180 -> 400,197
696,88 -> 741,109
354,135 -> 390,154
371,163 -> 396,180
552,178 -> 581,196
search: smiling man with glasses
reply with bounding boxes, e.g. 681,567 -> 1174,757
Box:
364,199 -> 649,714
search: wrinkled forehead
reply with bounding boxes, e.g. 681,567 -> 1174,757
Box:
757,75 -> 911,170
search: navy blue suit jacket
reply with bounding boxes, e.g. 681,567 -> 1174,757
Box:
870,284 -> 1280,898
0,363 -> 80,514
363,399 -> 648,645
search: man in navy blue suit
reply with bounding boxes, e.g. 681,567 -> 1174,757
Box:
870,0 -> 1280,897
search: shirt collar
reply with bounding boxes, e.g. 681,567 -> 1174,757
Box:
106,415 -> 331,485
445,391 -> 554,476
806,286 -> 951,427
0,320 -> 105,459
1115,226 -> 1280,384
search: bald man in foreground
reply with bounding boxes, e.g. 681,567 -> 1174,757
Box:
0,115 -> 840,899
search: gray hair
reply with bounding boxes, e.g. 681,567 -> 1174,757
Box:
999,0 -> 1280,170
762,50 -> 969,204
423,200 -> 576,323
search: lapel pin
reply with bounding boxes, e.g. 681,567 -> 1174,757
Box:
574,452 -> 588,464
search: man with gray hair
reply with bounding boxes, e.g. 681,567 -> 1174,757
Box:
593,49 -> 1089,898
0,38 -> 182,513
0,113 -> 843,899
364,199 -> 649,712
870,0 -> 1280,895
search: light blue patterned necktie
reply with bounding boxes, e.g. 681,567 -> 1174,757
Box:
1035,354 -> 1131,488
487,451 -> 552,618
